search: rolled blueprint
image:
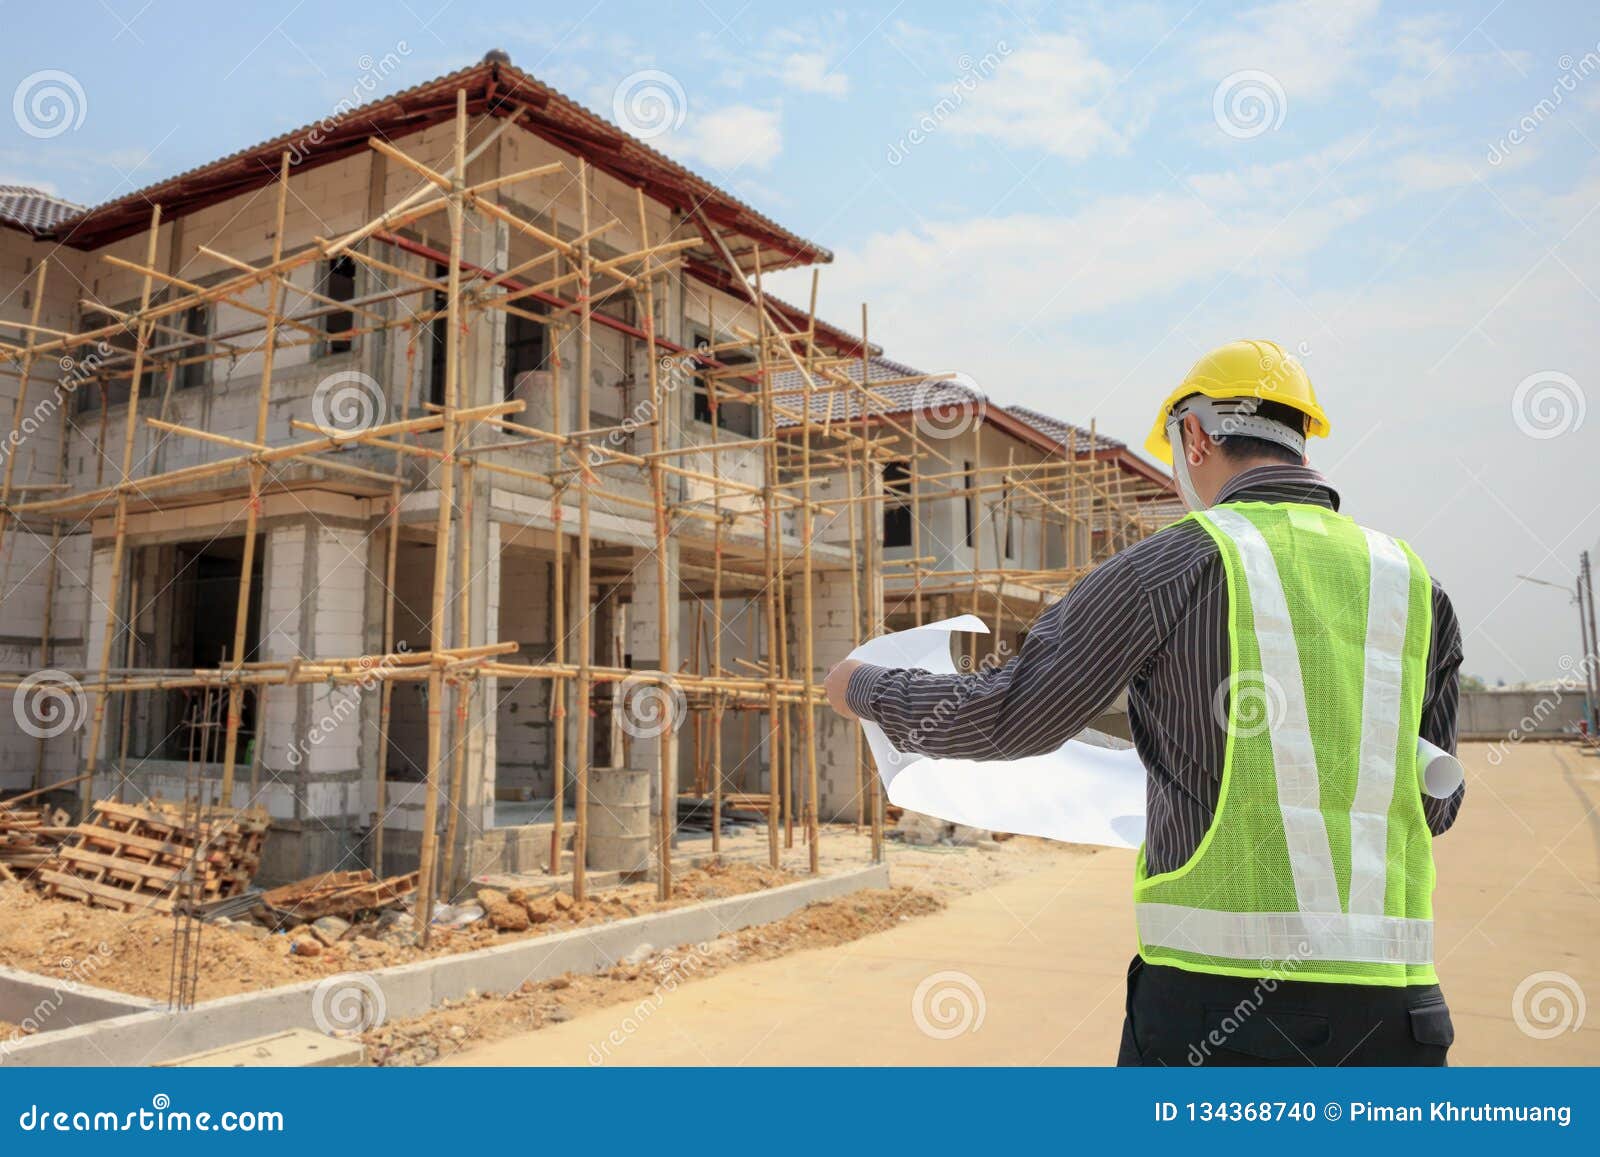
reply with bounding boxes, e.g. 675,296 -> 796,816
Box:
849,616 -> 1148,849
1417,737 -> 1465,800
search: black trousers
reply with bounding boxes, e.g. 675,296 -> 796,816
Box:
1117,956 -> 1454,1066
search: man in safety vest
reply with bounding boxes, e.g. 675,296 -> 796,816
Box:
824,340 -> 1465,1066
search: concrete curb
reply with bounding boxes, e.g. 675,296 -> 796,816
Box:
1,862 -> 890,1066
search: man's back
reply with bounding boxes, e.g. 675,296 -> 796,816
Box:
843,461 -> 1466,1065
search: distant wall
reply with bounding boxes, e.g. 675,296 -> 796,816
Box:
1459,689 -> 1590,740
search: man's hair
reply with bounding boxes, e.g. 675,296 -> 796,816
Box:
1181,395 -> 1306,464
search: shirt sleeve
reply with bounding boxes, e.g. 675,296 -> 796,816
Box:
843,549 -> 1162,759
1420,577 -> 1466,835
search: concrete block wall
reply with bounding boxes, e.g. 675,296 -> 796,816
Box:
496,546 -> 553,796
805,572 -> 867,821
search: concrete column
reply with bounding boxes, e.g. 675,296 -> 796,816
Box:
812,569 -> 866,821
252,519 -> 370,880
589,542 -> 678,872
445,207 -> 505,890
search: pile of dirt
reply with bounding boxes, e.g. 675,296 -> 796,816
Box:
0,861 -> 803,1004
359,885 -> 945,1066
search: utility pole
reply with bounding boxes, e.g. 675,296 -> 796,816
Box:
1517,568 -> 1597,735
1581,552 -> 1600,735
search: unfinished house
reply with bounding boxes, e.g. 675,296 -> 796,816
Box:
0,53 -> 1173,924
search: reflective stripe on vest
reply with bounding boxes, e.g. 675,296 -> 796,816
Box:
1136,904 -> 1433,965
1134,506 -> 1431,972
1205,507 -> 1339,915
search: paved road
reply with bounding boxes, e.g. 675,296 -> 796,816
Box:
449,743 -> 1600,1066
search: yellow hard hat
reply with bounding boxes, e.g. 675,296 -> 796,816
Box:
1144,339 -> 1330,465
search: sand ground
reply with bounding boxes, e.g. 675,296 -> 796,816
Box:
448,741 -> 1600,1066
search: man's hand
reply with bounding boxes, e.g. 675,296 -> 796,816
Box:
824,659 -> 864,719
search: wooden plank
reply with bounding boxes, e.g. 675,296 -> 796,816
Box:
54,845 -> 182,883
37,869 -> 173,913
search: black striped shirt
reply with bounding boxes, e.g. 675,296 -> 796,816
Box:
846,464 -> 1466,873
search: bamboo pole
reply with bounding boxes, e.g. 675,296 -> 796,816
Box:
415,90 -> 469,942
79,204 -> 162,819
635,188 -> 674,900
218,153 -> 290,811
707,301 -> 725,856
860,304 -> 884,864
571,159 -> 595,902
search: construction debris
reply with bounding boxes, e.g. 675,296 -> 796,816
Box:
260,869 -> 419,924
0,805 -> 72,878
38,800 -> 268,914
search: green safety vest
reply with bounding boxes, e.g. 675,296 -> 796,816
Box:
1134,502 -> 1438,987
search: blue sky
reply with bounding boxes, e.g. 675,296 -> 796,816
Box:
5,0 -> 1599,684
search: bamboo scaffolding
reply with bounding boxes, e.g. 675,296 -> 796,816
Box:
0,79 -> 1176,938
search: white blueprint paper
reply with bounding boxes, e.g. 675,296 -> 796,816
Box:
850,615 -> 1148,849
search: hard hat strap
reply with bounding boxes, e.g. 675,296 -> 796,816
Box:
1171,394 -> 1307,458
1166,414 -> 1208,512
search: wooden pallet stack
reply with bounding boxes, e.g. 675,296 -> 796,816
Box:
38,800 -> 270,913
260,869 -> 418,923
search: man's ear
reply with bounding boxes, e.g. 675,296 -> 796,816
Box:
1181,412 -> 1212,464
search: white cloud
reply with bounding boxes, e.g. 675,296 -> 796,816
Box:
1194,0 -> 1381,102
1373,17 -> 1529,110
666,105 -> 783,171
780,52 -> 848,98
944,33 -> 1130,161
